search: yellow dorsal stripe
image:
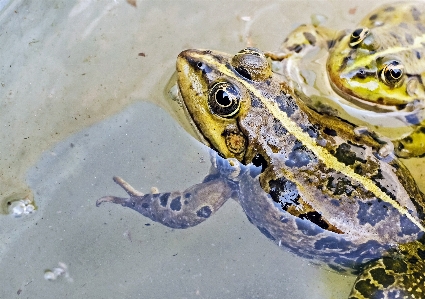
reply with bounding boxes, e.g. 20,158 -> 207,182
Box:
193,52 -> 425,233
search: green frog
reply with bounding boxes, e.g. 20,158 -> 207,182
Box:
97,47 -> 425,298
268,2 -> 425,158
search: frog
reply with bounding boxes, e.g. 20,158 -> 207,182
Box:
97,47 -> 425,298
266,1 -> 425,158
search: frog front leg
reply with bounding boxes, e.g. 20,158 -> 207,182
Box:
349,241 -> 425,299
96,173 -> 235,229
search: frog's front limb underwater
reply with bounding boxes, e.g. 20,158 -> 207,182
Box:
96,160 -> 238,229
96,171 -> 425,299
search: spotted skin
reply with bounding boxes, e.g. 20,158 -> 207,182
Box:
267,2 -> 425,158
327,2 -> 425,158
98,48 -> 425,299
349,241 -> 425,299
96,166 -> 234,229
328,2 -> 425,108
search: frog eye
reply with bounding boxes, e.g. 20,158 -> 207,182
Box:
380,60 -> 404,86
208,82 -> 241,118
349,28 -> 370,47
231,48 -> 272,81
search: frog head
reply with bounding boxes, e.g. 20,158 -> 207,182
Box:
327,27 -> 425,112
176,48 -> 273,161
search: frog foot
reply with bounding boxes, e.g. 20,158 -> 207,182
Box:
96,176 -> 144,206
209,153 -> 242,180
264,51 -> 291,61
354,126 -> 394,158
96,175 -> 234,229
394,126 -> 425,158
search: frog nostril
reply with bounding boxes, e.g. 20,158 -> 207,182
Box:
356,68 -> 367,79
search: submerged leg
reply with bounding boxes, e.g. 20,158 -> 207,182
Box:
96,175 -> 234,229
349,242 -> 425,299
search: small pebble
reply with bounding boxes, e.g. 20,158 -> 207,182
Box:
44,271 -> 56,281
9,199 -> 36,217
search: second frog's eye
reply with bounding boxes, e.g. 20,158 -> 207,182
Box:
380,60 -> 404,86
231,48 -> 272,81
208,82 -> 241,118
349,28 -> 370,47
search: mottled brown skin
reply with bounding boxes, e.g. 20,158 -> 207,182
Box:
97,48 -> 425,299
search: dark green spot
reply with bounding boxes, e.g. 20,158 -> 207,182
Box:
369,14 -> 377,21
303,32 -> 316,45
196,206 -> 212,218
382,257 -> 408,273
353,279 -> 377,298
287,44 -> 303,53
369,268 -> 395,288
335,143 -> 357,165
170,196 -> 182,211
324,127 -> 337,136
159,193 -> 170,207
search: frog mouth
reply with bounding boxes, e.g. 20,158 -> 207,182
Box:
176,82 -> 213,148
327,77 -> 403,113
174,50 -> 212,148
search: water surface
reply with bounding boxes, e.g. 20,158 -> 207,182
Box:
0,1 -> 421,298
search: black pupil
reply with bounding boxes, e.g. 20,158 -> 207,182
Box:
216,90 -> 231,106
390,68 -> 402,79
352,28 -> 362,39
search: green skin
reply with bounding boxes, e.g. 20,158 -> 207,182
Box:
327,2 -> 425,158
97,47 -> 425,299
270,2 -> 425,158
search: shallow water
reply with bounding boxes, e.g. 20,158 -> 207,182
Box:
0,0 -> 423,298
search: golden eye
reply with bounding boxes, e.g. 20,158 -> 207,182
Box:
208,82 -> 241,118
380,60 -> 404,86
349,27 -> 370,47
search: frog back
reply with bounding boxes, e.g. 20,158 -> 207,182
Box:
237,94 -> 425,271
176,47 -> 425,271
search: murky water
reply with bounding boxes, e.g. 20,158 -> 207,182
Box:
0,0 -> 422,298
